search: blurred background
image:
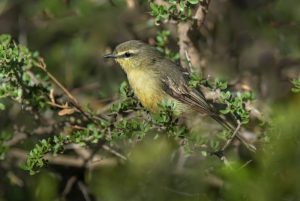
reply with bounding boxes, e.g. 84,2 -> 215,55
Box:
1,0 -> 300,201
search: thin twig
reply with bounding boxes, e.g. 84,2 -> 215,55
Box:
102,145 -> 127,161
67,144 -> 92,160
62,176 -> 77,198
47,101 -> 72,109
7,148 -> 117,168
217,119 -> 256,153
177,0 -> 211,70
36,60 -> 79,105
236,134 -> 256,152
5,133 -> 27,147
184,50 -> 193,74
71,125 -> 127,161
36,59 -> 106,122
221,120 -> 241,151
162,187 -> 198,197
238,160 -> 253,170
77,181 -> 92,201
193,0 -> 211,28
220,155 -> 232,168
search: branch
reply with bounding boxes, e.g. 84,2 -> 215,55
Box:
36,59 -> 79,105
177,0 -> 211,71
71,125 -> 128,161
35,58 -> 108,122
7,148 -> 118,169
193,0 -> 211,28
221,120 -> 241,151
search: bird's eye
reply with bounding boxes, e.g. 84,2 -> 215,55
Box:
124,52 -> 132,58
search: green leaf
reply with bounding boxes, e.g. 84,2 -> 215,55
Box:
220,107 -> 231,114
291,78 -> 300,93
150,2 -> 159,14
216,79 -> 228,90
119,81 -> 130,97
166,0 -> 177,4
187,0 -> 200,4
0,102 -> 5,110
291,88 -> 300,93
188,72 -> 203,88
179,1 -> 186,12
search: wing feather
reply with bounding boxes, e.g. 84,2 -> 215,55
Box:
153,58 -> 236,131
161,75 -> 212,114
161,75 -> 236,131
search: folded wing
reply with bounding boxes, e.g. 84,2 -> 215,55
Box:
161,74 -> 236,131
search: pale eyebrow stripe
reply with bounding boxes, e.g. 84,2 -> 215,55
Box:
116,50 -> 138,57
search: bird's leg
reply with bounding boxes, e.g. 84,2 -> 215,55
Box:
211,119 -> 256,161
236,134 -> 256,152
210,120 -> 241,161
215,120 -> 256,157
221,120 -> 241,152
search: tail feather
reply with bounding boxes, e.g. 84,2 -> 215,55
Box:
211,114 -> 236,131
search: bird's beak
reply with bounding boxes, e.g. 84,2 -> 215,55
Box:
103,54 -> 117,59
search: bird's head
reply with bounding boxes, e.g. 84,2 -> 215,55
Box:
104,40 -> 162,73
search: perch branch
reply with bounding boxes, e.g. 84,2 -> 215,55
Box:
177,0 -> 211,71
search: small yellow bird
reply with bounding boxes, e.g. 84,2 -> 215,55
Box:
104,40 -> 234,130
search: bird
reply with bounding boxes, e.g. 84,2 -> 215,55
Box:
104,40 -> 235,131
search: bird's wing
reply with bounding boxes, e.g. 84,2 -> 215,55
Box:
161,74 -> 212,115
161,75 -> 236,130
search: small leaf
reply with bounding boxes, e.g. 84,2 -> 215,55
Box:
58,108 -> 76,116
0,102 -> 5,110
291,78 -> 300,93
119,81 -> 130,97
187,0 -> 200,4
220,107 -> 231,114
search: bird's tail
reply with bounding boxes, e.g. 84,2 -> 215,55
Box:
210,113 -> 237,132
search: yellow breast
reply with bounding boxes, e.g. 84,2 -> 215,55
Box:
127,70 -> 166,112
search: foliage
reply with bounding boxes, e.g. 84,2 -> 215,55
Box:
111,81 -> 139,112
23,124 -> 103,175
188,72 -> 205,87
291,77 -> 300,93
0,35 -> 191,174
150,0 -> 201,24
0,34 -> 255,175
219,91 -> 255,124
0,35 -> 50,111
0,131 -> 11,160
188,73 -> 254,124
1,0 -> 300,200
155,30 -> 180,62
